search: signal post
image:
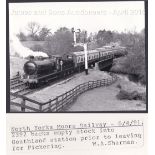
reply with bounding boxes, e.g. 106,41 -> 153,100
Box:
72,28 -> 88,75
83,43 -> 88,75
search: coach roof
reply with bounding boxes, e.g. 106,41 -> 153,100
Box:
73,50 -> 99,56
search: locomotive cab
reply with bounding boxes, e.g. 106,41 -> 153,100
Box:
52,54 -> 74,71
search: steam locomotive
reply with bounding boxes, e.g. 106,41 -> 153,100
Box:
22,46 -> 126,87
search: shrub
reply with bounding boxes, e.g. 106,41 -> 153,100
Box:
116,84 -> 122,89
117,89 -> 146,103
30,44 -> 44,51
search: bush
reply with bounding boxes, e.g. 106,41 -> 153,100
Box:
116,84 -> 122,89
111,31 -> 146,85
117,89 -> 146,103
30,44 -> 44,51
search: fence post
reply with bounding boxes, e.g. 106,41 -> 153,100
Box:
103,79 -> 106,86
61,95 -> 64,110
76,86 -> 78,97
39,104 -> 42,112
83,84 -> 85,92
48,99 -> 51,112
93,81 -> 95,88
71,89 -> 74,102
21,98 -> 25,112
74,88 -> 76,100
88,82 -> 90,89
55,97 -> 58,112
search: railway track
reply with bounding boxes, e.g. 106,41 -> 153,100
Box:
10,72 -> 74,100
10,70 -> 118,101
10,74 -> 30,100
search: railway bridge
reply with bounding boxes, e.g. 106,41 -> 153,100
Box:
95,58 -> 113,71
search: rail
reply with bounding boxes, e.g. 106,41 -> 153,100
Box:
10,73 -> 117,112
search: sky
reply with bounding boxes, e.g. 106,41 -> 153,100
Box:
9,1 -> 145,36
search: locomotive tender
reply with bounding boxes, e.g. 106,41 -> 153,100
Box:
22,46 -> 126,87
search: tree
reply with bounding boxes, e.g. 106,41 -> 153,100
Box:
38,27 -> 51,41
45,27 -> 74,55
96,30 -> 113,47
27,22 -> 40,38
112,31 -> 146,84
16,32 -> 27,41
78,30 -> 87,43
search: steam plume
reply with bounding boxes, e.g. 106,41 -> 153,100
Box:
10,34 -> 48,58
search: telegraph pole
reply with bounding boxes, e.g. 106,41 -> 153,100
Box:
72,28 -> 88,75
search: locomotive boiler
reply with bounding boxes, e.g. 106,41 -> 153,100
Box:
22,55 -> 74,87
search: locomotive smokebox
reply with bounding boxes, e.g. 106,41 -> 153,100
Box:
24,59 -> 56,76
24,61 -> 36,75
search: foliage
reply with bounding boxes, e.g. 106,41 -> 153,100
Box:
111,29 -> 146,84
17,22 -> 51,41
78,30 -> 87,43
96,30 -> 113,47
27,22 -> 40,38
45,27 -> 74,56
16,32 -> 27,41
117,89 -> 146,103
38,27 -> 51,41
73,45 -> 84,52
30,44 -> 45,51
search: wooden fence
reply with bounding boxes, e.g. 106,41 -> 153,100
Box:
10,73 -> 117,112
10,93 -> 42,112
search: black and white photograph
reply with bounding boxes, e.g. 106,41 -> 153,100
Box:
8,1 -> 147,112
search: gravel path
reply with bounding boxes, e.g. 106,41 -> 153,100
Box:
27,70 -> 111,103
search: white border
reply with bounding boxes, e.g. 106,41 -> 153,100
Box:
1,0 -> 155,155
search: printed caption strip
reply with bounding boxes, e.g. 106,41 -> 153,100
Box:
6,114 -> 146,154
